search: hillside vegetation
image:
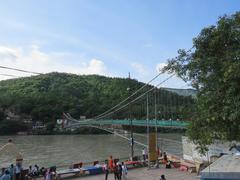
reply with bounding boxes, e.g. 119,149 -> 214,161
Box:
0,72 -> 194,134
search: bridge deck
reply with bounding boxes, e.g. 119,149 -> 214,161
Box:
74,119 -> 189,128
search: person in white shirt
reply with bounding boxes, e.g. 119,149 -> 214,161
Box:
121,162 -> 127,180
0,139 -> 23,167
142,148 -> 147,164
45,169 -> 51,180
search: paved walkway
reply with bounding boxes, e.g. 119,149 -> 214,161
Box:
76,166 -> 199,180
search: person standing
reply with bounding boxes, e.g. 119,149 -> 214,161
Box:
103,161 -> 109,180
8,165 -> 14,180
0,168 -> 5,178
33,165 -> 39,176
113,163 -> 119,180
1,170 -> 11,180
45,167 -> 55,180
28,166 -> 34,177
0,139 -> 23,166
163,152 -> 168,164
160,174 -> 166,180
165,161 -> 171,169
45,169 -> 51,180
121,162 -> 127,180
108,156 -> 114,172
117,163 -> 122,180
142,148 -> 147,164
15,163 -> 22,180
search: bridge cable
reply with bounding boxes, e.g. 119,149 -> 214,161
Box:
0,65 -> 43,75
89,72 -> 164,120
66,74 -> 175,125
94,74 -> 174,120
94,74 -> 175,120
64,73 -> 174,124
0,73 -> 20,78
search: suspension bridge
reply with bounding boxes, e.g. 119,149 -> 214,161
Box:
65,119 -> 189,129
60,73 -> 193,130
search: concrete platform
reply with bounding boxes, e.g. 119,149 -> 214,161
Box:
201,154 -> 240,179
76,166 -> 198,180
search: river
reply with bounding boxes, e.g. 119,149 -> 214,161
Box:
0,133 -> 183,168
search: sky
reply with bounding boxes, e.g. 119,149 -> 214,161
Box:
0,0 -> 239,88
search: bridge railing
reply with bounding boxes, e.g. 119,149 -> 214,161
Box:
76,119 -> 189,128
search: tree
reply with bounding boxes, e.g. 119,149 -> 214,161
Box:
163,12 -> 240,152
0,120 -> 29,135
0,110 -> 5,121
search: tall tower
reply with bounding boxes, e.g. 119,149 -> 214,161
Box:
128,72 -> 131,79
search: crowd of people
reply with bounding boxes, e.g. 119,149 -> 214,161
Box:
103,156 -> 128,180
103,153 -> 169,180
0,139 -> 58,180
28,164 -> 49,178
28,165 -> 56,180
0,154 -> 169,180
141,148 -> 169,180
0,163 -> 57,180
0,163 -> 22,180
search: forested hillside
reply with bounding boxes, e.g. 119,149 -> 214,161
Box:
0,72 -> 194,134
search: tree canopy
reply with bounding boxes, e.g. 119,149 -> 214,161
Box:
164,12 -> 240,151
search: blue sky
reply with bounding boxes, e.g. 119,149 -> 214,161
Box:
0,0 -> 239,88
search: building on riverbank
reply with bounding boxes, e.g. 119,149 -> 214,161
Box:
201,154 -> 240,180
182,136 -> 240,163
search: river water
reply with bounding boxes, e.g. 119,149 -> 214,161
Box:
0,133 -> 183,168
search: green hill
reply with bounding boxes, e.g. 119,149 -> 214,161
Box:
0,72 -> 194,134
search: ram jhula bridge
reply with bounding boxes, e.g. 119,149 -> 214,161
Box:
67,119 -> 189,129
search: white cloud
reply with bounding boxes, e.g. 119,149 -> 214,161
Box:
156,62 -> 167,72
0,45 -> 108,80
79,59 -> 106,75
131,62 -> 149,76
0,46 -> 21,62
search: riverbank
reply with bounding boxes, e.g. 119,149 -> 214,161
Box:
76,166 -> 198,180
0,124 -> 186,135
